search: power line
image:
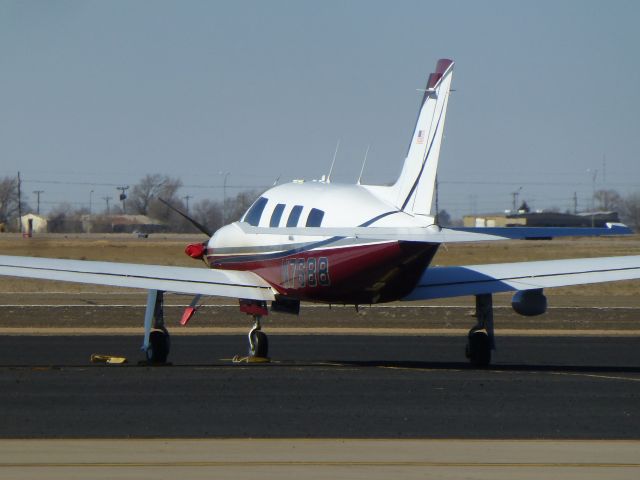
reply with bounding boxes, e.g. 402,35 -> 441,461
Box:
439,180 -> 637,187
24,180 -> 122,187
21,179 -> 269,190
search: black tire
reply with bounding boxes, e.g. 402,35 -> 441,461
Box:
146,329 -> 170,364
466,330 -> 491,367
249,330 -> 269,358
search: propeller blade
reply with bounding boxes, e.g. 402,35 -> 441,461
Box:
180,294 -> 203,326
158,198 -> 213,237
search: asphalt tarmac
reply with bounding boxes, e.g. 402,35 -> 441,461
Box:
1,333 -> 639,439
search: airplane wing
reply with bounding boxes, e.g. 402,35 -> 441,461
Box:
405,255 -> 640,300
0,255 -> 275,301
237,222 -> 631,243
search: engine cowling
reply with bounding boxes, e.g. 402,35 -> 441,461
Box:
511,289 -> 547,316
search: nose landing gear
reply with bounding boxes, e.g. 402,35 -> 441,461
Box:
239,299 -> 270,361
248,316 -> 269,358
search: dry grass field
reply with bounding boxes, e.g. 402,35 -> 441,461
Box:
0,232 -> 638,330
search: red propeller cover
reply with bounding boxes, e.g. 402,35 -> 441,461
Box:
185,242 -> 206,259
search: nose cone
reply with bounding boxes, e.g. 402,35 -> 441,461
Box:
185,242 -> 206,259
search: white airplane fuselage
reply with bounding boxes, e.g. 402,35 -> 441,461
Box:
206,181 -> 440,304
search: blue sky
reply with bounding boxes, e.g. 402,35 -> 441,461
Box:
1,0 -> 639,217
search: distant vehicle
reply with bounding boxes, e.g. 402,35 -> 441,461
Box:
1,59 -> 639,366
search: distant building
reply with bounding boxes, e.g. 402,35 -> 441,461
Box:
109,215 -> 168,233
20,213 -> 48,235
463,211 -> 620,228
464,214 -> 526,228
82,214 -> 167,234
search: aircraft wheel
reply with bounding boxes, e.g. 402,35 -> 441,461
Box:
249,330 -> 269,358
466,330 -> 491,367
146,329 -> 170,364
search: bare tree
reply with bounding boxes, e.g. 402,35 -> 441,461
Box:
130,174 -> 183,216
620,192 -> 640,230
0,176 -> 20,227
594,189 -> 623,212
436,209 -> 452,226
225,190 -> 262,223
127,174 -> 194,231
192,199 -> 223,234
47,203 -> 84,233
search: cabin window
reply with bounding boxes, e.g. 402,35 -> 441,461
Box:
244,197 -> 268,226
270,203 -> 285,227
286,205 -> 303,227
306,208 -> 325,227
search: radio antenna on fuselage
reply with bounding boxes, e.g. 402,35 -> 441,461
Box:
356,145 -> 370,185
326,139 -> 340,183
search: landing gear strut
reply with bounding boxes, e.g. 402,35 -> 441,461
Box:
142,290 -> 170,364
248,316 -> 269,358
466,293 -> 495,367
240,299 -> 269,359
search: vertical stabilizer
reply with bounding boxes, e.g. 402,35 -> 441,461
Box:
393,59 -> 454,217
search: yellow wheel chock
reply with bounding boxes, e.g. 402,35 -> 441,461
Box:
232,355 -> 270,364
90,354 -> 128,365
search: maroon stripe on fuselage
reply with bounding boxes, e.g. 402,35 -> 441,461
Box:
209,241 -> 439,304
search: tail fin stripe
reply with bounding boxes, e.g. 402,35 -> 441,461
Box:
427,73 -> 442,88
399,103 -> 447,211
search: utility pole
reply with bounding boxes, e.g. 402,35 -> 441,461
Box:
573,192 -> 578,214
511,187 -> 522,212
183,195 -> 192,214
117,186 -> 129,214
103,196 -> 112,215
587,168 -> 598,210
17,172 -> 22,233
592,169 -> 598,209
587,168 -> 598,227
33,190 -> 44,215
222,172 -> 230,224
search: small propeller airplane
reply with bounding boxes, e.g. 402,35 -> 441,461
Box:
1,58 -> 639,366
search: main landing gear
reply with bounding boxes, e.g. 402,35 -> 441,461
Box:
142,290 -> 171,364
465,293 -> 495,367
139,293 -> 270,364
